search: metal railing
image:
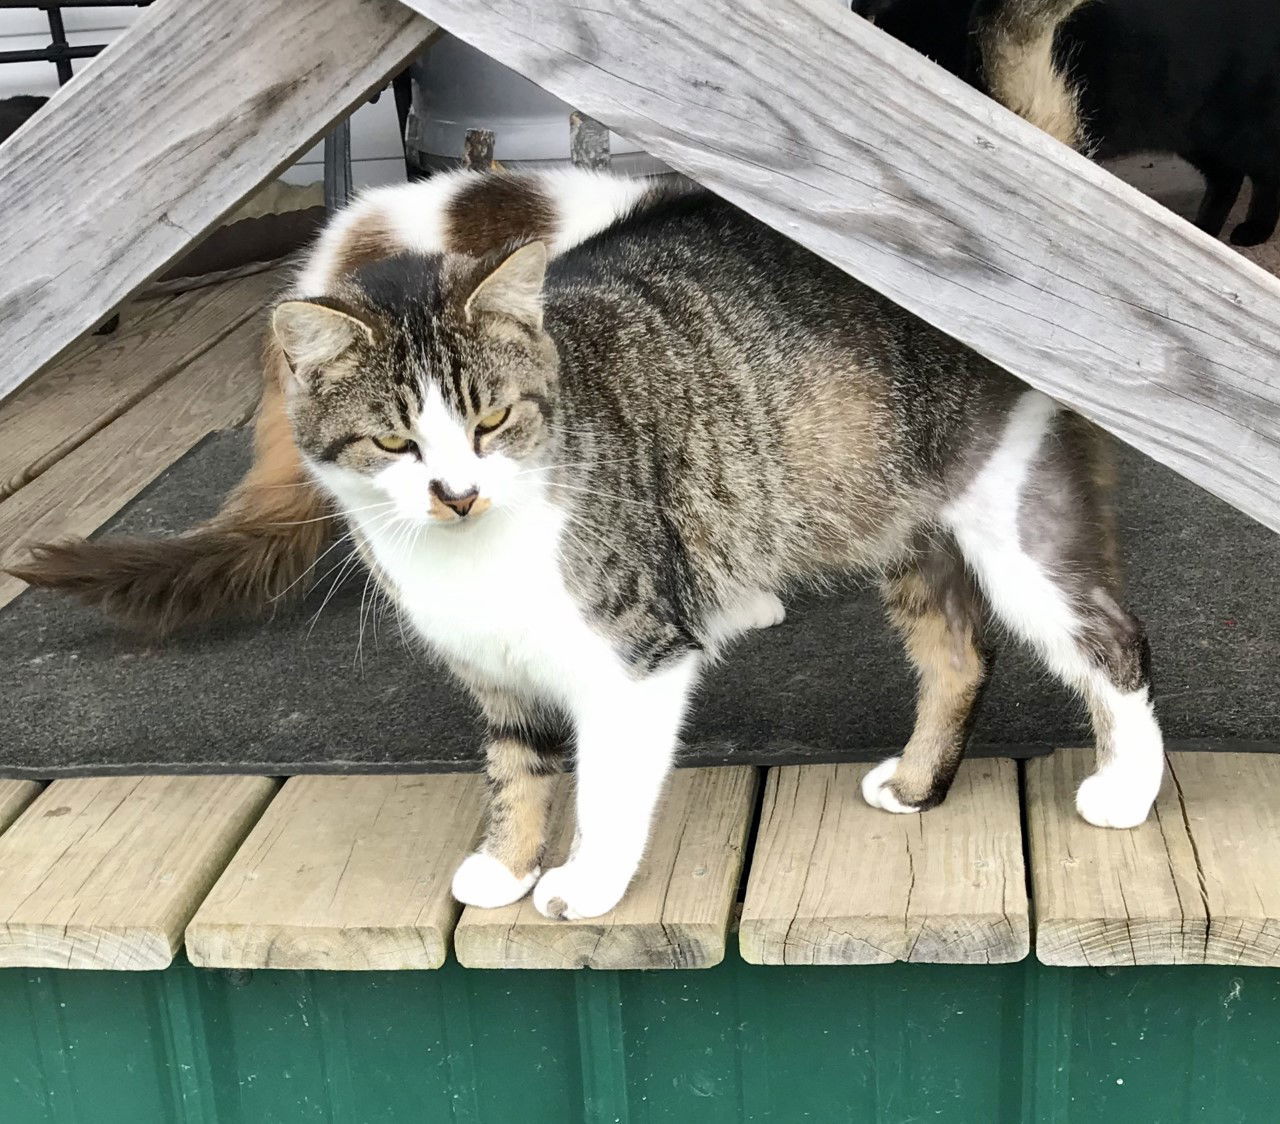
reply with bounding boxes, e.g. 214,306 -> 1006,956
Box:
0,2 -> 152,86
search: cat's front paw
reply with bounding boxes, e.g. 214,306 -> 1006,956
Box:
741,590 -> 786,631
533,860 -> 632,920
860,756 -> 922,814
1075,770 -> 1158,829
452,852 -> 539,908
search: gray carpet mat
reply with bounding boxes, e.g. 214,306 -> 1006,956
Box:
1,427 -> 1276,778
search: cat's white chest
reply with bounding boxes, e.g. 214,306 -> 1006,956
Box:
358,504 -> 613,702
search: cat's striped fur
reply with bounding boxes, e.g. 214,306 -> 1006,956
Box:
15,173 -> 1165,920
272,183 -> 1159,919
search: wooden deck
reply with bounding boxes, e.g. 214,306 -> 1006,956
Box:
0,749 -> 1277,970
1,272 -> 1279,972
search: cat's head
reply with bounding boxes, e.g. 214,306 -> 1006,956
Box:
272,244 -> 559,528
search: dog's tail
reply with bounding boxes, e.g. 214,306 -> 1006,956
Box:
6,344 -> 333,635
972,0 -> 1096,150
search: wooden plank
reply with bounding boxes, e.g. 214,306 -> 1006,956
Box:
0,268 -> 284,501
0,315 -> 267,610
454,766 -> 757,969
403,0 -> 1280,534
0,0 -> 436,400
740,759 -> 1028,965
0,776 -> 277,969
186,775 -> 486,970
1027,749 -> 1280,966
0,782 -> 41,835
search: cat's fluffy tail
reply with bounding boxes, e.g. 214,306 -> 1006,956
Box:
7,345 -> 331,635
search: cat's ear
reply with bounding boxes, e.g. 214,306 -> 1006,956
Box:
464,242 -> 548,331
271,300 -> 376,377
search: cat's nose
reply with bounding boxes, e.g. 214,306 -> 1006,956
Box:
430,480 -> 480,518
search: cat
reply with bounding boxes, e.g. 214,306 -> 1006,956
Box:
851,0 -> 1280,246
13,173 -> 1165,920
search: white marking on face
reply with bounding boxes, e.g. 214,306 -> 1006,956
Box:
316,384 -> 531,530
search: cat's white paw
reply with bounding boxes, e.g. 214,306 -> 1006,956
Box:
532,860 -> 632,921
861,756 -> 921,814
451,852 -> 538,908
1075,770 -> 1158,829
708,590 -> 787,643
740,590 -> 786,631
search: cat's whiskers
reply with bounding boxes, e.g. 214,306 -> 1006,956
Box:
252,481 -> 329,492
550,505 -> 613,571
543,481 -> 653,510
354,566 -> 377,669
305,547 -> 366,640
267,500 -> 396,528
305,508 -> 403,640
269,525 -> 360,604
514,457 -> 639,478
364,511 -> 428,659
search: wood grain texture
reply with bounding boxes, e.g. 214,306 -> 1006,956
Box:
0,776 -> 277,969
0,782 -> 41,835
455,767 -> 757,969
0,0 -> 436,399
1027,749 -> 1280,966
740,760 -> 1028,965
186,775 -> 486,970
0,315 -> 267,610
402,0 -> 1280,532
0,268 -> 285,501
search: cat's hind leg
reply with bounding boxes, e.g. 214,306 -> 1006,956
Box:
944,392 -> 1163,829
862,534 -> 993,813
452,700 -> 566,909
1230,174 -> 1280,247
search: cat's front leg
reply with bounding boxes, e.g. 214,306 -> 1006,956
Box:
452,692 -> 567,909
533,654 -> 700,921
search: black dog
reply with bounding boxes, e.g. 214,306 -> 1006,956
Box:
851,0 -> 1280,246
0,95 -> 48,146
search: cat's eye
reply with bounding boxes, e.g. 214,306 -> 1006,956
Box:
475,406 -> 511,434
372,434 -> 413,454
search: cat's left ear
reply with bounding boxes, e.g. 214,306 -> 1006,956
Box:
464,242 -> 548,331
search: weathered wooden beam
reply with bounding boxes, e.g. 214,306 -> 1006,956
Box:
0,0 -> 437,400
399,0 -> 1280,533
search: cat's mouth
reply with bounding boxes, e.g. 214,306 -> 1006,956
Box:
428,495 -> 494,525
428,481 -> 492,524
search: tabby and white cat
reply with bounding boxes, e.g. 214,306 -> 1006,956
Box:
15,171 -> 1164,919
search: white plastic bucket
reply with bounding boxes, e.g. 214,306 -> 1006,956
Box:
405,35 -> 669,175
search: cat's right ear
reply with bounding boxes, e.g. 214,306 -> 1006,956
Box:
464,242 -> 548,331
271,300 -> 376,385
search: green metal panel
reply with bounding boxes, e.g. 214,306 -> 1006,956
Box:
2,948 -> 1278,1123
